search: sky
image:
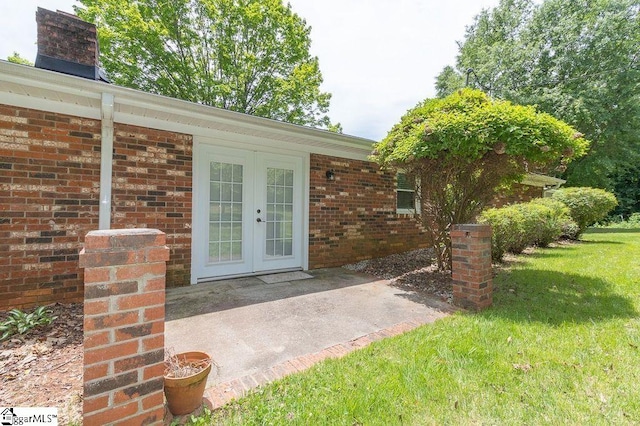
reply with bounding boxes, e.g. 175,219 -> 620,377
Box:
0,0 -> 503,141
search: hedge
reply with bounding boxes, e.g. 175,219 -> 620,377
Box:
478,197 -> 578,262
551,187 -> 618,236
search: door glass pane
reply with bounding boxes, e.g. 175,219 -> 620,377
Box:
267,204 -> 275,221
210,163 -> 221,181
232,223 -> 242,241
209,204 -> 220,222
209,223 -> 220,242
232,184 -> 242,202
232,204 -> 242,221
220,242 -> 231,262
209,161 -> 243,264
265,167 -> 294,258
221,185 -> 232,202
275,240 -> 284,256
221,163 -> 233,182
232,164 -> 243,182
231,242 -> 242,260
210,182 -> 220,201
221,204 -> 232,221
221,223 -> 232,240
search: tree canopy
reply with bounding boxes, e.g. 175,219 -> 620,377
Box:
372,88 -> 588,269
7,52 -> 33,66
76,0 -> 337,128
434,0 -> 640,214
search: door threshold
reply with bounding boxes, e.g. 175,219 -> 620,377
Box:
195,267 -> 303,284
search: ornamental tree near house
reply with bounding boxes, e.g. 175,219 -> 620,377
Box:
371,89 -> 589,270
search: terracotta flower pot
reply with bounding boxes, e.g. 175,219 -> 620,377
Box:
164,351 -> 212,416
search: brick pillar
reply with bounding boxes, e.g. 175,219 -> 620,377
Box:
451,224 -> 493,311
79,229 -> 169,426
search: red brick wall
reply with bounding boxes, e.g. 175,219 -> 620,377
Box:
491,183 -> 543,208
0,105 -> 193,310
309,154 -> 429,268
0,105 -> 101,309
111,124 -> 192,288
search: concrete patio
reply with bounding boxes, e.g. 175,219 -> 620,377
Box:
164,267 -> 454,409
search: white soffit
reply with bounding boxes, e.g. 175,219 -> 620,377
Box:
0,60 -> 374,160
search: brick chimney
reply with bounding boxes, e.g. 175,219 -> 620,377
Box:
34,7 -> 109,82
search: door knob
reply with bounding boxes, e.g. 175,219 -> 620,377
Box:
256,218 -> 262,223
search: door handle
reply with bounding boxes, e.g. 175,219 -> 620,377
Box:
256,218 -> 262,223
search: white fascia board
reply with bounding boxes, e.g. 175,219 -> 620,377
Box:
0,90 -> 101,120
113,96 -> 375,159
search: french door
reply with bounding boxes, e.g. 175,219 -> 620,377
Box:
193,145 -> 304,281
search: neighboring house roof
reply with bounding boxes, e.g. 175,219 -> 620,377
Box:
0,60 -> 374,160
521,173 -> 566,188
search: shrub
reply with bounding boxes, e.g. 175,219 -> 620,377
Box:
512,203 -> 560,248
478,205 -> 527,262
528,198 -> 579,240
551,187 -> 618,236
478,197 -> 578,261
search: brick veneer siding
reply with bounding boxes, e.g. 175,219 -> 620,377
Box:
0,105 -> 193,310
111,124 -> 193,288
491,183 -> 543,208
80,228 -> 167,426
309,154 -> 429,268
0,105 -> 101,309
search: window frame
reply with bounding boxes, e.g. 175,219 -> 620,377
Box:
395,171 -> 420,215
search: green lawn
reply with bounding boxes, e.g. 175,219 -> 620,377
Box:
212,231 -> 640,425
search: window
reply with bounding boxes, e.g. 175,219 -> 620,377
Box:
396,172 -> 419,214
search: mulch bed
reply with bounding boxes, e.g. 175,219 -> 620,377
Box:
0,303 -> 83,425
343,248 -> 454,303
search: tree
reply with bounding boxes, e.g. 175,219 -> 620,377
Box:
76,0 -> 337,128
7,52 -> 33,66
435,0 -> 640,213
372,89 -> 588,269
434,66 -> 464,99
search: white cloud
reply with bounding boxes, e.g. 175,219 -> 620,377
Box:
287,0 -> 502,140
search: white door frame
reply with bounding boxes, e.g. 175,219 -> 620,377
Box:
190,136 -> 309,284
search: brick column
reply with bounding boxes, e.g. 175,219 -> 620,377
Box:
79,229 -> 169,426
451,224 -> 493,311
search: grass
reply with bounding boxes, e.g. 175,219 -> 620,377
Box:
211,231 -> 640,425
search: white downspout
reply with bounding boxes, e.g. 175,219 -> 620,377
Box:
99,92 -> 114,230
